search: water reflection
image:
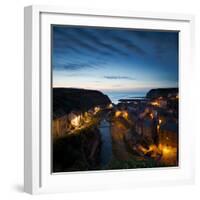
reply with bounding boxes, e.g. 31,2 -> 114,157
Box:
99,119 -> 112,167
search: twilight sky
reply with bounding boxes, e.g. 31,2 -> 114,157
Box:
52,25 -> 178,93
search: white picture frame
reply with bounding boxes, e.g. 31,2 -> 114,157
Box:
24,5 -> 195,194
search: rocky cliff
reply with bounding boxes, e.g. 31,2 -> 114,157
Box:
146,88 -> 178,99
53,88 -> 111,119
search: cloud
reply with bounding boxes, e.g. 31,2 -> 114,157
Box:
104,76 -> 135,80
113,35 -> 146,56
52,26 -> 178,86
61,63 -> 94,70
111,84 -> 123,87
54,60 -> 103,71
53,27 -> 112,57
53,26 -> 130,61
53,26 -> 148,73
73,29 -> 129,57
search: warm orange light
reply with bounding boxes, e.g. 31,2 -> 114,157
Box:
162,146 -> 171,155
158,144 -> 177,165
150,113 -> 154,119
115,111 -> 128,119
159,119 -> 162,124
148,145 -> 158,152
94,106 -> 100,114
138,144 -> 162,157
158,144 -> 175,156
122,111 -> 128,119
84,112 -> 91,123
151,101 -> 159,106
115,111 -> 121,117
138,145 -> 148,153
108,103 -> 113,109
71,115 -> 81,127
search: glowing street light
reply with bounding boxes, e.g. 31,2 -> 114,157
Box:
71,115 -> 81,127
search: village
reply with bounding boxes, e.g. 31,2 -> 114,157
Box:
53,88 -> 178,171
111,89 -> 178,166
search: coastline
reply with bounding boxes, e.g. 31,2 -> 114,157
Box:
103,90 -> 147,104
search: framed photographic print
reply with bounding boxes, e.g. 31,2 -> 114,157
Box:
24,5 -> 195,194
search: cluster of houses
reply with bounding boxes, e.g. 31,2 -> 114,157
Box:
53,103 -> 114,138
113,91 -> 178,165
53,106 -> 100,138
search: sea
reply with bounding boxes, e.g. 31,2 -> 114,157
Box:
103,91 -> 146,104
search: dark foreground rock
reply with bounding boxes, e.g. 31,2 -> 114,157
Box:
53,126 -> 101,172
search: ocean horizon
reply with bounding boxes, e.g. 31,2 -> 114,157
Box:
103,91 -> 146,104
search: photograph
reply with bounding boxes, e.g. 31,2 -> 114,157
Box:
52,25 -> 179,173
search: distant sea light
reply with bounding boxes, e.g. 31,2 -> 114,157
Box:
104,91 -> 146,104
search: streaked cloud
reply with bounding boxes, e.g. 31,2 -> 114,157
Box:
104,76 -> 135,80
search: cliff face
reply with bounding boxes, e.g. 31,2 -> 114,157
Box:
53,88 -> 111,119
146,88 -> 178,99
